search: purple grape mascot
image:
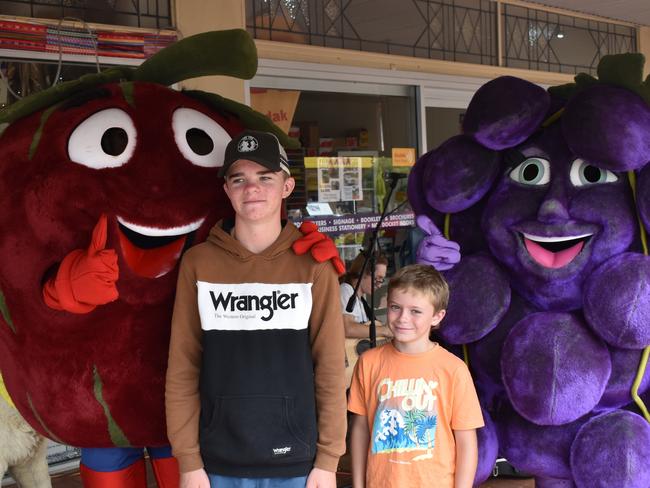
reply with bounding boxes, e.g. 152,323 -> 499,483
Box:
409,53 -> 650,487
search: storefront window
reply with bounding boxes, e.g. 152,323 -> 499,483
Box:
251,88 -> 418,275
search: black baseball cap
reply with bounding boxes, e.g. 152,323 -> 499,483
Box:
219,129 -> 290,177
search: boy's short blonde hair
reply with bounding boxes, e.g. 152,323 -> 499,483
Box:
388,264 -> 449,312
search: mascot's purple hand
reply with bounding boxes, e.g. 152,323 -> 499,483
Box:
415,214 -> 461,271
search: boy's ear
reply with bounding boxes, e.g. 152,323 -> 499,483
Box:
431,309 -> 446,328
282,176 -> 296,198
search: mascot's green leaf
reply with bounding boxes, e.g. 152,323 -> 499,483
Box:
548,74 -> 597,101
133,30 -> 257,85
549,55 -> 650,105
548,82 -> 576,101
597,53 -> 645,93
640,74 -> 650,105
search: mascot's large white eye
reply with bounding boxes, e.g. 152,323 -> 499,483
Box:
509,158 -> 551,186
570,158 -> 618,187
68,108 -> 137,169
172,108 -> 231,168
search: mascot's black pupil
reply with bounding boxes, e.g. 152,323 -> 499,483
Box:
523,164 -> 540,181
583,165 -> 601,183
101,127 -> 128,156
186,128 -> 214,155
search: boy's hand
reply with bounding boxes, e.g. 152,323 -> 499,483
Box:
180,468 -> 210,488
293,221 -> 346,275
306,467 -> 336,488
43,213 -> 119,313
416,214 -> 461,271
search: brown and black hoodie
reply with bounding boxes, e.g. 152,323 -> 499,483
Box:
165,220 -> 347,478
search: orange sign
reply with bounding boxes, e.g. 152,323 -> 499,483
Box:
250,89 -> 301,134
392,147 -> 416,167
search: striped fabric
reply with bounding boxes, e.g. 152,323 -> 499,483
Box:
0,19 -> 176,59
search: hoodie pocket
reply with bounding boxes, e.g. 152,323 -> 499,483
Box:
200,395 -> 312,466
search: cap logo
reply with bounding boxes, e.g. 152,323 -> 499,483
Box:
237,136 -> 258,153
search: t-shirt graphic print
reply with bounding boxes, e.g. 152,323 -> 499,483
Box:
371,376 -> 439,462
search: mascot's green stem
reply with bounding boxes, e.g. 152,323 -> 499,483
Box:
541,108 -> 564,128
627,170 -> 650,423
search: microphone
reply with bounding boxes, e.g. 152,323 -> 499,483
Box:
383,171 -> 408,180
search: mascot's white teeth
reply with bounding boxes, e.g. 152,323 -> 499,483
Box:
116,216 -> 205,237
522,232 -> 593,243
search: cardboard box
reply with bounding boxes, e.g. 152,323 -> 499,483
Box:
298,121 -> 319,148
333,137 -> 347,149
345,136 -> 358,148
358,129 -> 369,148
319,137 -> 335,155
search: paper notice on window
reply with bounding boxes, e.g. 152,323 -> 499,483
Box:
341,162 -> 363,201
315,156 -> 363,202
317,161 -> 342,202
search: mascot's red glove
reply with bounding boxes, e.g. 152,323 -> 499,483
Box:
292,221 -> 346,276
43,214 -> 119,313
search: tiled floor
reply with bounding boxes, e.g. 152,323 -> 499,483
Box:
7,446 -> 534,487
43,469 -> 534,488
38,459 -> 535,487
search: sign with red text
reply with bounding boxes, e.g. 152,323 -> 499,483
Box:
250,88 -> 300,134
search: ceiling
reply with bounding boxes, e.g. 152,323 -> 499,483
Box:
527,1 -> 650,26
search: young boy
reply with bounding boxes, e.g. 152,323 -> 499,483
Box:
165,130 -> 347,488
348,264 -> 483,488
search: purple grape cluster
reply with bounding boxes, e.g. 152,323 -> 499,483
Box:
409,55 -> 650,487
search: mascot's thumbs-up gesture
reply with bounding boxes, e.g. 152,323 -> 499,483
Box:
43,214 -> 119,313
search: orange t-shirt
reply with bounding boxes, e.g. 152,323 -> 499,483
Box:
348,342 -> 484,488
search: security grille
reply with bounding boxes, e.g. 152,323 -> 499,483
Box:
247,0 -> 636,75
0,0 -> 173,29
502,3 -> 636,75
247,0 -> 497,66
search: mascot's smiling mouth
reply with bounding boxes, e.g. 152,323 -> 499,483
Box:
116,216 -> 205,278
521,232 -> 592,269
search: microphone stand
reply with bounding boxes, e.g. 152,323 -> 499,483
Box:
346,173 -> 403,348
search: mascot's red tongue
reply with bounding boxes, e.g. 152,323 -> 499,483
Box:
117,230 -> 186,278
524,237 -> 584,268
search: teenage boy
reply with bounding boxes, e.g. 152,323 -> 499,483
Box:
348,264 -> 484,488
166,130 -> 347,488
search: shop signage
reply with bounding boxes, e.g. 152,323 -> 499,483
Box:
293,211 -> 415,236
304,156 -> 374,168
250,89 -> 300,134
391,147 -> 416,167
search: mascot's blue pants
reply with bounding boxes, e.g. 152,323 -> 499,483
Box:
80,446 -> 179,488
